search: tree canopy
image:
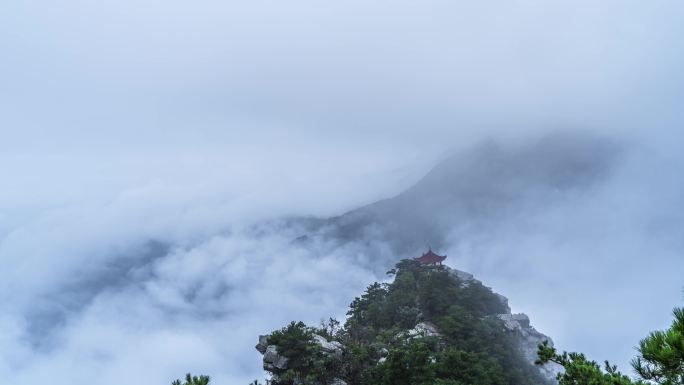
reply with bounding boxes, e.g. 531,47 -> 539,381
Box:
536,305 -> 684,385
171,373 -> 210,385
264,260 -> 548,385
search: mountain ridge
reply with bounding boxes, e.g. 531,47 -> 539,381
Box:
294,132 -> 620,268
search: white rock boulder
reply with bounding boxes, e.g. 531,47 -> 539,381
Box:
405,321 -> 441,338
313,334 -> 344,358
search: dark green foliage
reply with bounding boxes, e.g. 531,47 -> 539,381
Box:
343,260 -> 545,385
337,341 -> 379,384
267,321 -> 340,384
171,373 -> 210,385
183,272 -> 684,385
345,282 -> 390,343
436,348 -> 506,385
372,340 -> 436,385
315,317 -> 341,340
632,307 -> 684,385
266,260 -> 549,384
536,305 -> 684,385
536,341 -> 643,385
269,321 -> 317,370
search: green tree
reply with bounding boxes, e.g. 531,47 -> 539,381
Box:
171,373 -> 210,385
265,259 -> 551,384
374,340 -> 436,385
316,317 -> 341,339
268,321 -> 317,371
537,305 -> 684,385
632,307 -> 684,385
268,321 -> 341,384
536,341 -> 643,385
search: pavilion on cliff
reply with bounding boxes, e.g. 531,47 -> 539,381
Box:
414,248 -> 446,266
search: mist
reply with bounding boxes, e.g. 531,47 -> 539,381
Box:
1,0 -> 684,383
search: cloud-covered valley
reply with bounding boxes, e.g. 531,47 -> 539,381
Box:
2,1 -> 684,383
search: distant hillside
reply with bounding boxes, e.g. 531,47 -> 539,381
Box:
255,258 -> 560,385
296,132 -> 619,266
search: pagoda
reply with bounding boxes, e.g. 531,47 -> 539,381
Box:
414,248 -> 446,266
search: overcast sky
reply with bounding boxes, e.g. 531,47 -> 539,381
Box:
1,1 -> 684,384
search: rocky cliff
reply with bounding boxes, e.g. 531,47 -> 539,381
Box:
256,261 -> 560,385
447,267 -> 562,382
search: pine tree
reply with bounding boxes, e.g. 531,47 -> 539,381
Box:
632,307 -> 684,385
537,305 -> 684,385
171,373 -> 210,385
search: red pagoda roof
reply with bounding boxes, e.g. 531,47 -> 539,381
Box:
414,249 -> 447,264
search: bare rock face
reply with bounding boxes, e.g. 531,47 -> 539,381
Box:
263,345 -> 290,372
498,313 -> 562,382
313,334 -> 344,358
445,266 -> 558,382
255,335 -> 269,354
256,334 -> 290,373
449,268 -> 475,284
498,313 -> 531,330
494,293 -> 512,314
256,333 -> 345,379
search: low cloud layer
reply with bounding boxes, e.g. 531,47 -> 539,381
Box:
3,131 -> 683,384
1,224 -> 377,384
1,1 -> 684,383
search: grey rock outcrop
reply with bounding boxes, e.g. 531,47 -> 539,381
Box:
313,334 -> 344,358
498,313 -> 562,382
494,293 -> 512,314
255,335 -> 269,354
446,267 -> 558,382
498,313 -> 531,330
257,334 -> 291,374
256,333 -> 345,378
449,268 -> 475,284
263,345 -> 289,372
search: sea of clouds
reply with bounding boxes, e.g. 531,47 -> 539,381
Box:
1,1 -> 684,383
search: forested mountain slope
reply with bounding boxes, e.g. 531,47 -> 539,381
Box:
256,259 -> 559,385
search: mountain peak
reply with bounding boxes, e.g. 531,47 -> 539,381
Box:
300,132 -> 620,265
256,259 -> 560,384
